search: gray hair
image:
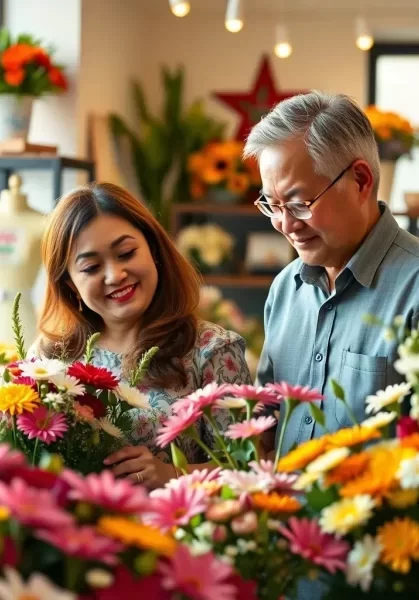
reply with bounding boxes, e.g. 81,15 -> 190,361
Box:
243,91 -> 380,192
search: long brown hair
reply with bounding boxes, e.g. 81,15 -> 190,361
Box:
38,182 -> 201,389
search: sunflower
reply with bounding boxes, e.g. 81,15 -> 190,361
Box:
98,516 -> 176,557
378,518 -> 419,573
325,452 -> 370,486
277,438 -> 327,473
0,384 -> 40,415
251,492 -> 301,513
201,144 -> 237,185
325,426 -> 381,449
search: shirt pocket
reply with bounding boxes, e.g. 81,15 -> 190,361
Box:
334,350 -> 387,427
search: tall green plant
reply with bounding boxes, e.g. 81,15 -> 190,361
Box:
109,67 -> 225,229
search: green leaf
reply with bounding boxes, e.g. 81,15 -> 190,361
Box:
306,482 -> 339,511
132,80 -> 151,125
330,378 -> 345,402
170,443 -> 188,471
83,332 -> 101,364
190,514 -> 202,528
220,485 -> 235,500
12,293 -> 26,360
0,29 -> 11,51
309,403 -> 326,429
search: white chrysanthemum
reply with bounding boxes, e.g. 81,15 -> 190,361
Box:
319,495 -> 376,536
306,447 -> 350,474
20,358 -> 66,381
43,392 -> 65,407
215,397 -> 247,410
116,383 -> 150,409
97,417 -> 123,439
397,454 -> 419,489
394,354 -> 419,377
365,383 -> 411,415
50,373 -> 85,396
361,411 -> 397,429
85,569 -> 114,589
346,535 -> 381,592
0,567 -> 75,600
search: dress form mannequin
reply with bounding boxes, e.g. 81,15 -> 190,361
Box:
0,175 -> 44,346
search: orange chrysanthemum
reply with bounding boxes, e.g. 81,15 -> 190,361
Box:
378,518 -> 419,573
4,69 -> 25,86
325,452 -> 370,486
98,516 -> 176,557
325,426 -> 381,449
1,43 -> 36,70
277,438 -> 327,473
251,492 -> 301,513
400,433 -> 419,451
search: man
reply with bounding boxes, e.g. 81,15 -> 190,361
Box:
243,91 -> 419,458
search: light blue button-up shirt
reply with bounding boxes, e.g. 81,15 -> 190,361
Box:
258,203 -> 419,455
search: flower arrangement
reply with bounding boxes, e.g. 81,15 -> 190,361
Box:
176,224 -> 235,273
0,29 -> 67,94
187,140 -> 261,201
364,105 -> 416,161
0,445 -> 255,599
0,295 -> 158,474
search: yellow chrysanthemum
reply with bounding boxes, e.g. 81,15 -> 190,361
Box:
387,489 -> 419,509
97,516 -> 176,557
277,438 -> 327,473
325,452 -> 370,486
251,492 -> 301,513
325,426 -> 381,449
0,384 -> 40,415
320,494 -> 376,536
378,518 -> 419,573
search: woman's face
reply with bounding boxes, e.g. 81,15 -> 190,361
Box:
67,214 -> 158,328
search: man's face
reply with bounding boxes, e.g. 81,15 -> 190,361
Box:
259,138 -> 373,270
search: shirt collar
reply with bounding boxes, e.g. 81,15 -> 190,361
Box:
294,202 -> 400,290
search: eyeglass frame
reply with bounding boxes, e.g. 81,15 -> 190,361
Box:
254,162 -> 355,220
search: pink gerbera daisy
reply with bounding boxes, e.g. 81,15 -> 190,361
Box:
147,483 -> 208,532
225,416 -> 277,440
62,469 -> 148,513
0,478 -> 73,529
227,384 -> 281,406
0,444 -> 25,475
249,460 -> 298,493
267,381 -> 324,403
16,406 -> 68,445
279,517 -> 350,573
36,525 -> 123,565
159,545 -> 235,600
173,382 -> 231,413
156,404 -> 202,448
165,467 -> 222,490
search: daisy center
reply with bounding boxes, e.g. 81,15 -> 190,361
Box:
34,368 -> 48,376
35,416 -> 52,430
174,508 -> 187,519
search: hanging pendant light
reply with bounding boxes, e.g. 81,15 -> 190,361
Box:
225,0 -> 244,33
355,16 -> 374,51
169,0 -> 191,18
274,24 -> 292,58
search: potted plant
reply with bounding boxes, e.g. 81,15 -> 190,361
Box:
0,29 -> 67,142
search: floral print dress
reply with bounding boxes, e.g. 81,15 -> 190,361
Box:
92,321 -> 252,464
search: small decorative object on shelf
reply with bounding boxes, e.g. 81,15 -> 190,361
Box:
188,139 -> 260,204
0,29 -> 67,143
245,231 -> 293,275
364,105 -> 417,205
176,223 -> 235,274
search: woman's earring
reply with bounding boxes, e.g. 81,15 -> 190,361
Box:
76,295 -> 83,312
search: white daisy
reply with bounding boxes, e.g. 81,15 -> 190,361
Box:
218,469 -> 272,494
97,417 -> 123,439
365,383 -> 411,415
293,471 -> 321,491
410,394 -> 419,420
50,373 -> 85,396
43,392 -> 66,408
361,411 -> 397,429
397,454 -> 419,489
346,535 -> 381,592
215,397 -> 247,410
115,383 -> 150,409
394,354 -> 419,377
306,447 -> 350,474
0,567 -> 75,600
20,358 -> 66,381
319,495 -> 376,536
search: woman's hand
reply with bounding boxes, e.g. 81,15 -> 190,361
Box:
104,446 -> 175,490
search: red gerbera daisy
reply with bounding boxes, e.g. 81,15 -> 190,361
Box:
67,362 -> 119,390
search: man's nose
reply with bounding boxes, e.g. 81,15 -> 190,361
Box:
279,208 -> 305,235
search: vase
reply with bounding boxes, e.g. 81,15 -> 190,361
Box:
378,160 -> 396,205
206,188 -> 242,205
0,94 -> 34,142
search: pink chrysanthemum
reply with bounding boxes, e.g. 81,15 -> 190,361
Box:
267,381 -> 324,403
218,470 -> 272,495
0,444 -> 25,475
173,382 -> 231,413
159,545 -> 235,600
36,525 -> 123,565
16,406 -> 68,445
225,416 -> 277,439
249,460 -> 298,493
166,467 -> 222,490
147,483 -> 208,532
227,384 -> 281,406
62,469 -> 148,513
280,517 -> 350,573
156,404 -> 202,448
0,478 -> 73,529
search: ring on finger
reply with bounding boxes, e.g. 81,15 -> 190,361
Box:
136,472 -> 144,484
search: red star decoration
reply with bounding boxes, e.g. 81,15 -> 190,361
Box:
213,54 -> 306,140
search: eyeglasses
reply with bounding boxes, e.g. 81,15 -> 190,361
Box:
254,163 -> 354,221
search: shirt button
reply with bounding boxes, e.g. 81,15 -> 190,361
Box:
304,415 -> 313,425
315,353 -> 323,362
326,302 -> 333,310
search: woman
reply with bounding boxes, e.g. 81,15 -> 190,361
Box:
35,182 -> 252,488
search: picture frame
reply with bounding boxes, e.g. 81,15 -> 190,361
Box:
244,232 -> 294,274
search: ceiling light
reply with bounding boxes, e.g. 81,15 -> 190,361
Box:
274,24 -> 292,58
225,0 -> 243,33
355,17 -> 374,51
169,0 -> 190,18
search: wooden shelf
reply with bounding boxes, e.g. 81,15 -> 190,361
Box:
202,274 -> 274,288
173,203 -> 261,216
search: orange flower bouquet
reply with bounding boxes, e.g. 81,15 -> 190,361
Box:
364,106 -> 416,161
187,140 -> 261,203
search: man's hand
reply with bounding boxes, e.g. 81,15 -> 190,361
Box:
104,446 -> 175,490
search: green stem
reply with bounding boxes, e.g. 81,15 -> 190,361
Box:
206,414 -> 237,469
251,436 -> 260,462
32,438 -> 39,466
274,399 -> 293,471
65,556 -> 83,591
11,415 -> 17,449
342,399 -> 358,426
189,431 -> 224,468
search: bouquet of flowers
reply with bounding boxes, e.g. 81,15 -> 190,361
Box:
0,445 -> 255,599
176,224 -> 235,273
187,140 -> 261,201
364,105 -> 416,161
0,294 -> 158,474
